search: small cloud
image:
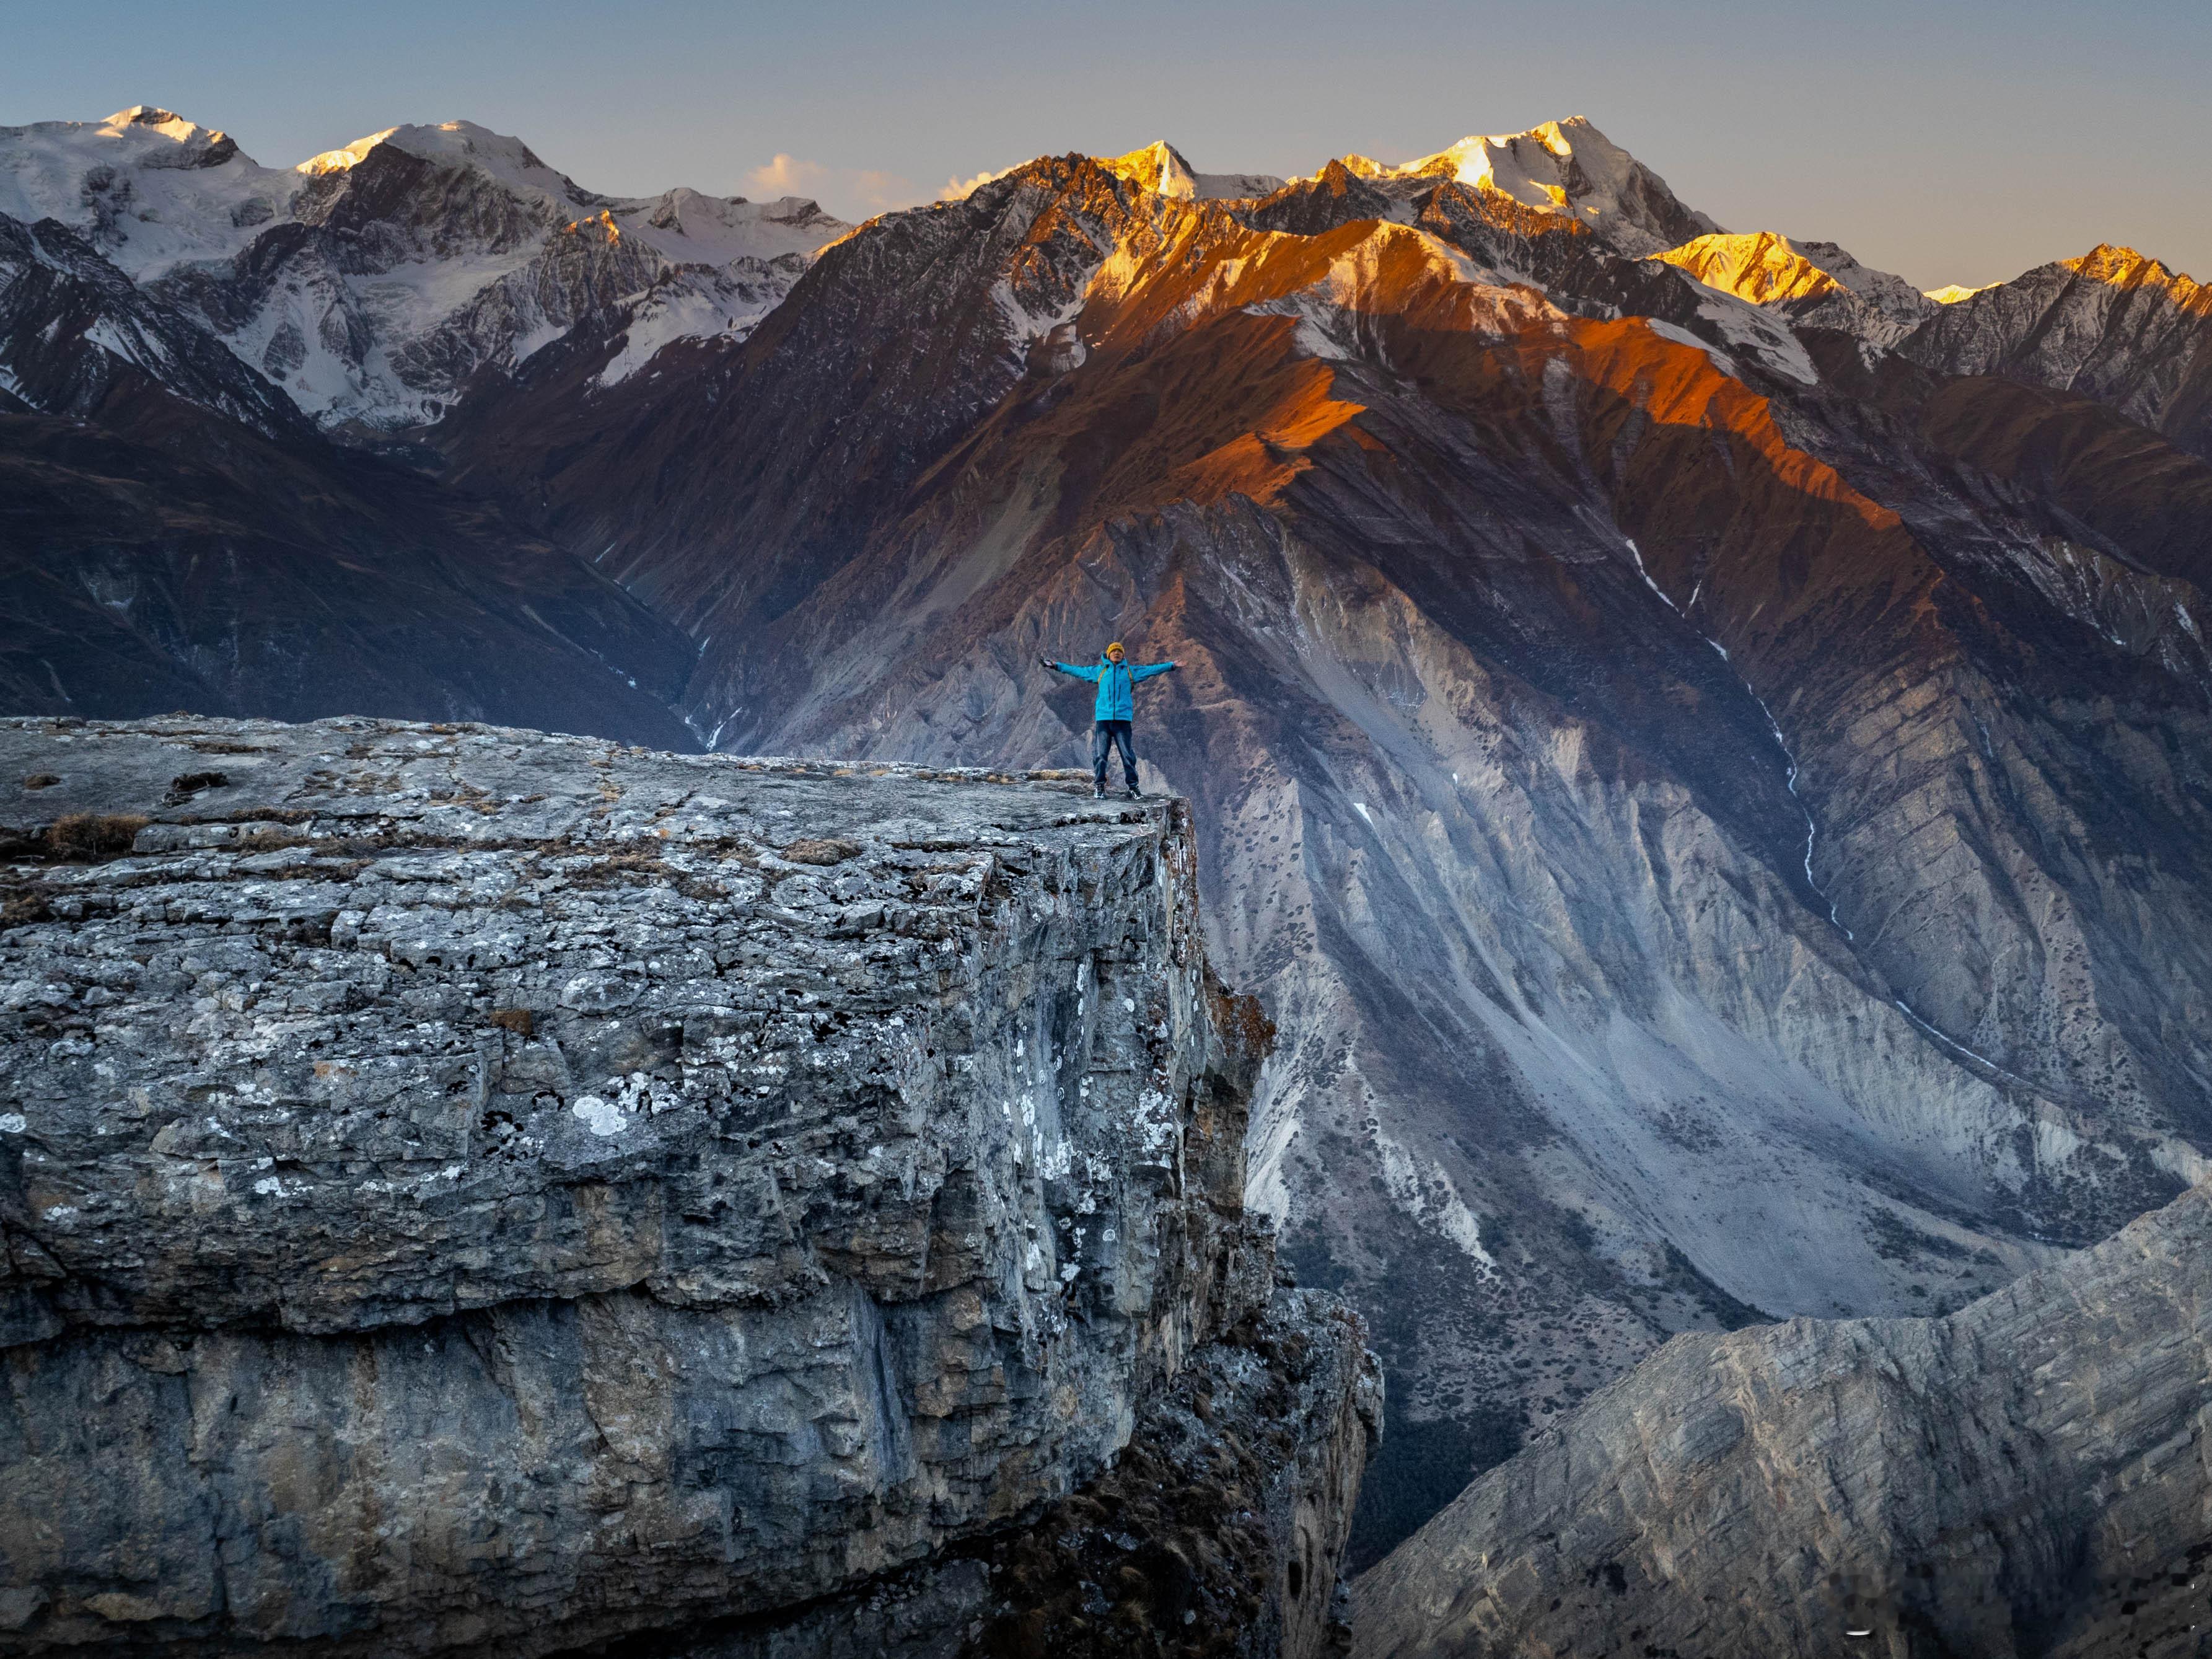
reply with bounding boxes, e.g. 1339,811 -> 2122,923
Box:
852,169 -> 913,213
743,153 -> 918,219
746,152 -> 826,196
941,165 -> 1016,201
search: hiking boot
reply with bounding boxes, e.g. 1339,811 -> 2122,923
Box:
1126,786 -> 1144,799
1092,784 -> 1107,800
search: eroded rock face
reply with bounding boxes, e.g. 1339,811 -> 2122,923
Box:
626,1283 -> 1384,1659
0,715 -> 1368,1655
1352,1176 -> 2212,1659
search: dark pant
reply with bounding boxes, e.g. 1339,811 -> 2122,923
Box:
1092,719 -> 1137,791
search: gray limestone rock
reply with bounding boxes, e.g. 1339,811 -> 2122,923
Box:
0,715 -> 1372,1656
1352,1176 -> 2212,1659
622,1282 -> 1384,1659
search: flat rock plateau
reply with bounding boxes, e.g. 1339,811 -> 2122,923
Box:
0,713 -> 1379,1658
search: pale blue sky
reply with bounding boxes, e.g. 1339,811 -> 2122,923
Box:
6,0 -> 2206,288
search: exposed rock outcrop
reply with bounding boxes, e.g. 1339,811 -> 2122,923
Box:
612,1283 -> 1382,1659
0,715 -> 1376,1655
1353,1176 -> 2212,1659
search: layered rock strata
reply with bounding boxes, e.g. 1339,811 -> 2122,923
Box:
0,714 -> 1374,1656
1353,1177 -> 2212,1659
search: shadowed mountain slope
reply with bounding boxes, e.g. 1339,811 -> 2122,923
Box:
0,209 -> 699,744
430,143 -> 2212,1560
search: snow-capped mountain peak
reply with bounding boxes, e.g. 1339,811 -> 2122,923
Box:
294,129 -> 396,176
1353,116 -> 1718,256
0,107 -> 293,279
99,105 -> 237,161
1100,141 -> 1285,202
1651,230 -> 1936,344
608,187 -> 848,267
300,120 -> 612,214
0,107 -> 855,429
1899,241 -> 2212,455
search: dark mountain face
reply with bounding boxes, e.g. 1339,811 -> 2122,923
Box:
5,110 -> 2210,1566
0,213 -> 312,441
0,211 -> 699,746
1900,244 -> 2212,463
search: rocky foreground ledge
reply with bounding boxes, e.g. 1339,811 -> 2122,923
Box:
0,715 -> 1379,1657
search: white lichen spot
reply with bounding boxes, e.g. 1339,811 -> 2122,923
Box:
571,1096 -> 626,1136
0,1113 -> 25,1134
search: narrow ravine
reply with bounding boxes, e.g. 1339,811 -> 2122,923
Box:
1625,539 -> 1850,935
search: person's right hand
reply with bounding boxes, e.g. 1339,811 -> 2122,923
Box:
1038,656 -> 1053,671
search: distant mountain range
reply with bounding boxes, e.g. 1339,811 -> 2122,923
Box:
5,104 -> 2211,1572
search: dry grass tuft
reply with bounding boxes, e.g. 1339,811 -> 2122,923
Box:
781,837 -> 862,866
45,813 -> 151,861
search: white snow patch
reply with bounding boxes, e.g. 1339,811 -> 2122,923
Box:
1645,316 -> 1740,379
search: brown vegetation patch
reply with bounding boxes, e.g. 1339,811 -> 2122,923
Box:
780,837 -> 862,866
1,884 -> 53,928
21,774 -> 59,790
488,1008 -> 535,1037
45,813 -> 151,861
1206,966 -> 1278,1085
558,847 -> 729,902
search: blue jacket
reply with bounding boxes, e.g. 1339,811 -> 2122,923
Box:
1053,655 -> 1177,721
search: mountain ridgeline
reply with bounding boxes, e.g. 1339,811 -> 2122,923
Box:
4,103 -> 2211,1601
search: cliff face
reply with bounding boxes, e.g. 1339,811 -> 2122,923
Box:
0,715 -> 1376,1656
1352,1176 -> 2212,1659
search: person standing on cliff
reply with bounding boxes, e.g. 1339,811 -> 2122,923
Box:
1038,641 -> 1178,800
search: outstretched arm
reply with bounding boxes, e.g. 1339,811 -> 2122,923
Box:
1042,659 -> 1102,681
1131,661 -> 1179,680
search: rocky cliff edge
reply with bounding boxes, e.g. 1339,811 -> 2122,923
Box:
0,715 -> 1379,1656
